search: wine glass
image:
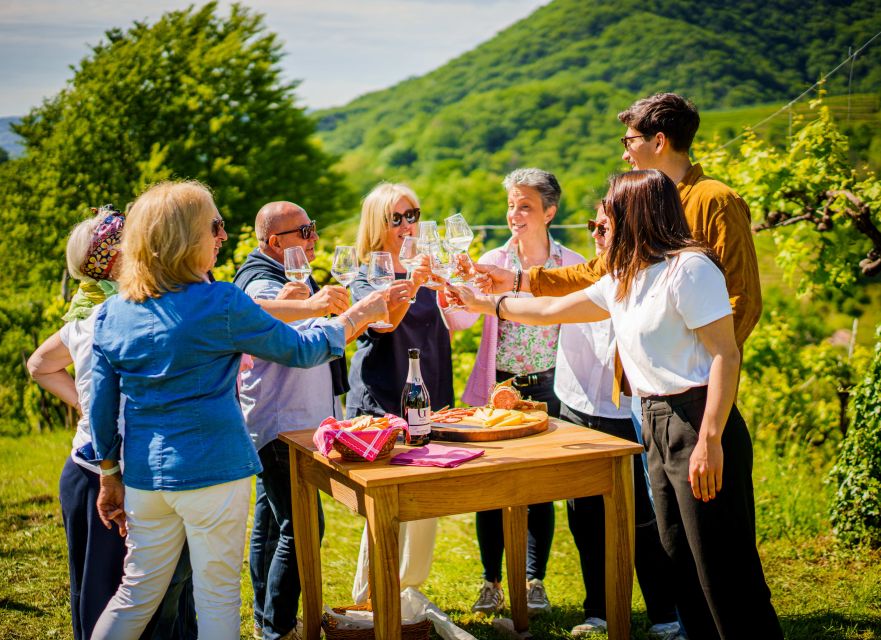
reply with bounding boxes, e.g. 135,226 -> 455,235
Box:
367,251 -> 395,329
444,213 -> 474,254
417,220 -> 441,254
331,246 -> 358,287
430,245 -> 465,310
399,236 -> 421,305
284,246 -> 311,283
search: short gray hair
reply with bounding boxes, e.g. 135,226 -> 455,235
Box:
502,168 -> 561,210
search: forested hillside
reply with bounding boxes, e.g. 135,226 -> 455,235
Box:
315,0 -> 881,228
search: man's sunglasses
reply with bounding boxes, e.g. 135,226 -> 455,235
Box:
588,220 -> 608,237
212,218 -> 225,237
274,220 -> 317,240
390,208 -> 421,227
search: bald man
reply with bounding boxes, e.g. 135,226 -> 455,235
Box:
234,202 -> 350,640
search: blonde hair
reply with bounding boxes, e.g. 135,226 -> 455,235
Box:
355,182 -> 420,264
119,180 -> 216,302
66,214 -> 105,281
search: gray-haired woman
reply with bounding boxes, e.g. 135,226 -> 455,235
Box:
444,168 -> 585,616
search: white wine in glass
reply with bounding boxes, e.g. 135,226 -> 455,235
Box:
284,246 -> 312,283
399,236 -> 421,304
331,246 -> 358,287
367,251 -> 395,329
444,213 -> 474,254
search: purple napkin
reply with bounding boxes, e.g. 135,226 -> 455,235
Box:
390,443 -> 485,468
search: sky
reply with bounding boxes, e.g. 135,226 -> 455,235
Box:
0,0 -> 548,118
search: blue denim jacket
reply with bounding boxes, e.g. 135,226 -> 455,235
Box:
89,281 -> 345,491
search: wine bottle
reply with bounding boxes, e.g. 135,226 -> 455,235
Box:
401,348 -> 431,446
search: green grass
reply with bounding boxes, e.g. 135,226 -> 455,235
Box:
1,429 -> 879,639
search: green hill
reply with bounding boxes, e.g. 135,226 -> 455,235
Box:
314,0 -> 881,231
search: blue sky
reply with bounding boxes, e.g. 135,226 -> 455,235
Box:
0,0 -> 547,117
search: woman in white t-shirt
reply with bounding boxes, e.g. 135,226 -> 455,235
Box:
446,169 -> 782,640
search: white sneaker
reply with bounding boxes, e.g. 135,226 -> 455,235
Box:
526,578 -> 551,616
570,616 -> 607,637
471,580 -> 505,614
648,621 -> 685,640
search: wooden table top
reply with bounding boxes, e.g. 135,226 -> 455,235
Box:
280,419 -> 644,489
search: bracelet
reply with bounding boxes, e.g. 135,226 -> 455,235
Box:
342,314 -> 357,333
513,267 -> 522,297
495,294 -> 510,321
99,464 -> 120,477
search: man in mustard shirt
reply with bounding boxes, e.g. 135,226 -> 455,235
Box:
476,92 -> 762,348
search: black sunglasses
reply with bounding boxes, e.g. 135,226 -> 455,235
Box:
212,218 -> 225,237
588,220 -> 608,237
390,208 -> 421,227
274,220 -> 317,240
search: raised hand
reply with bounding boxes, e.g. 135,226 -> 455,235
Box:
472,264 -> 515,293
275,281 -> 310,301
307,285 -> 351,316
348,289 -> 388,326
385,280 -> 417,312
445,283 -> 493,315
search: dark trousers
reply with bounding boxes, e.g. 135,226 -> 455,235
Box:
475,370 -> 560,583
250,474 -> 279,630
59,458 -> 196,640
642,387 -> 783,640
259,439 -> 325,640
561,404 -> 677,624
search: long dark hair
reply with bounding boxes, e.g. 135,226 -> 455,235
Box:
604,169 -> 722,300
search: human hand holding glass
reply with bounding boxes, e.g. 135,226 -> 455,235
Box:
284,246 -> 311,283
367,251 -> 395,329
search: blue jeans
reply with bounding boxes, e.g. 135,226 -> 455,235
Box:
259,439 -> 325,640
250,475 -> 279,630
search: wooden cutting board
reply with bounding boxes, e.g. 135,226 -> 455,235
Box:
430,410 -> 549,442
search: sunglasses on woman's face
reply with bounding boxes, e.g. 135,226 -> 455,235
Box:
588,220 -> 607,237
212,218 -> 225,237
390,208 -> 421,227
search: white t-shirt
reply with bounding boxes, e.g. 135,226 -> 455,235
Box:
584,252 -> 733,398
555,320 -> 631,419
59,308 -> 125,473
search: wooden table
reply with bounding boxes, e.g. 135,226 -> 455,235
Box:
281,419 -> 642,639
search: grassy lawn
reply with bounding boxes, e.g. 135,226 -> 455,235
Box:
1,429 -> 879,639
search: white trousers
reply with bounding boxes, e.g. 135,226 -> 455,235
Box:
91,477 -> 251,640
352,518 -> 438,603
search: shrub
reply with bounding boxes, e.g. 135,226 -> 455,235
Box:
829,325 -> 881,548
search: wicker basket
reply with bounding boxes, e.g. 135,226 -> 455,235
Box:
331,428 -> 401,462
321,601 -> 432,639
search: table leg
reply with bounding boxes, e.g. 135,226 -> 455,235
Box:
502,504 -> 529,633
290,447 -> 322,640
365,486 -> 401,640
603,455 -> 634,640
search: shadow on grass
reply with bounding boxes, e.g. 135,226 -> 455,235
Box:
0,597 -> 46,615
781,611 -> 881,639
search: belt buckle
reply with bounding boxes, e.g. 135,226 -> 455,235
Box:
512,373 -> 537,388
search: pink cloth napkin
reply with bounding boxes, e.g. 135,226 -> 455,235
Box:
312,414 -> 407,462
390,443 -> 485,468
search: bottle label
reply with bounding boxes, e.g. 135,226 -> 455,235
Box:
407,407 -> 431,436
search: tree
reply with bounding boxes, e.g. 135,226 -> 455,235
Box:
0,2 -> 355,434
699,96 -> 881,297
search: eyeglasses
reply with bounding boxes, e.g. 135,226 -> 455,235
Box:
620,134 -> 649,150
274,220 -> 317,240
588,220 -> 608,237
390,208 -> 421,227
212,218 -> 225,237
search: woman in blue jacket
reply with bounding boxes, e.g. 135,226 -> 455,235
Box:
89,180 -> 386,640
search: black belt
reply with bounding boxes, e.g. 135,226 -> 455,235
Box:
498,368 -> 555,389
643,385 -> 708,406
